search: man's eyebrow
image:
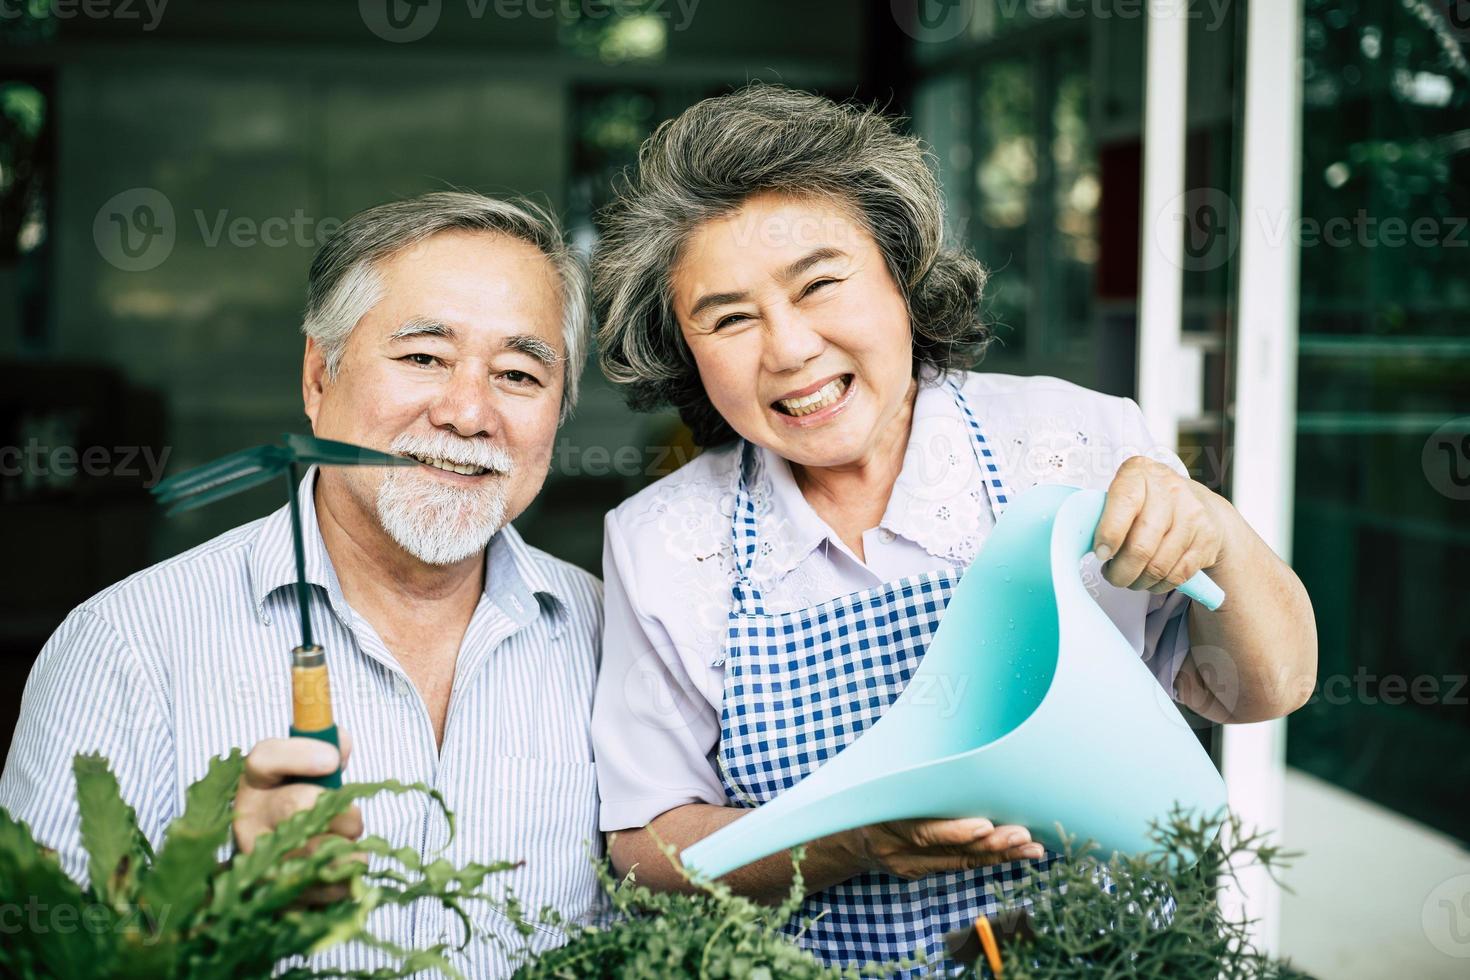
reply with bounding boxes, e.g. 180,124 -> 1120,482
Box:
505,334 -> 561,366
388,316 -> 455,342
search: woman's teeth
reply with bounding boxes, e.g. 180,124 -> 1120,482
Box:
776,376 -> 850,417
411,454 -> 488,476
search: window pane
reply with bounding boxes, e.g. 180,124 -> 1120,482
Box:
1288,0 -> 1470,842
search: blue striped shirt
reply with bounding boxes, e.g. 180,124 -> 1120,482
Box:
0,466 -> 604,978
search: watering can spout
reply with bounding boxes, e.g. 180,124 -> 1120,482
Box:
679,485 -> 1227,881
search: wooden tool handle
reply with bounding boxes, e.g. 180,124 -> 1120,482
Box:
289,645 -> 341,789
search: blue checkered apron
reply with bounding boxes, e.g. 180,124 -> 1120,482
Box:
714,378 -> 1058,974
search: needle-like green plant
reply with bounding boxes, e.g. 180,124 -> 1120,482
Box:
510,843 -> 915,980
510,811 -> 1312,980
0,752 -> 516,979
987,808 -> 1314,980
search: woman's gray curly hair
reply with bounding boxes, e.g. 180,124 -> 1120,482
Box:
593,84 -> 992,447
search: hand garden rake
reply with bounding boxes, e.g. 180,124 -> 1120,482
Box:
151,433 -> 416,787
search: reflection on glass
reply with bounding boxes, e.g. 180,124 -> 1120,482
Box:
1050,45 -> 1098,346
976,58 -> 1035,352
558,0 -> 668,64
0,81 -> 47,262
567,88 -> 658,249
1289,0 -> 1470,843
915,73 -> 973,246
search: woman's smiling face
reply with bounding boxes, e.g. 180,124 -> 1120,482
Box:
671,193 -> 916,469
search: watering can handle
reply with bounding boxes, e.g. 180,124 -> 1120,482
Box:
1079,489 -> 1225,612
1177,569 -> 1225,612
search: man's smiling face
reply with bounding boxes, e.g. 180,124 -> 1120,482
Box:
303,228 -> 566,566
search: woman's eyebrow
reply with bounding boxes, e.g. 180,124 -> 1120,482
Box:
775,246 -> 849,284
686,247 -> 851,320
688,289 -> 749,320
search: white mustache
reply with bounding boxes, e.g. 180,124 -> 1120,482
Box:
388,433 -> 515,474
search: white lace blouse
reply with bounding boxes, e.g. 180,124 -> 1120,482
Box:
590,371 -> 1196,832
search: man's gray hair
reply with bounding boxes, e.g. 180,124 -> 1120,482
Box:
303,191 -> 589,422
593,84 -> 992,447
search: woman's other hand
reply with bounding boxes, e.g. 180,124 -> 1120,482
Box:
839,816 -> 1046,880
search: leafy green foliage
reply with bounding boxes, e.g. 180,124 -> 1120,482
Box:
73,755 -> 153,913
3,758 -> 1312,979
984,808 -> 1313,980
511,813 -> 1311,980
511,846 -> 914,980
0,752 -> 518,980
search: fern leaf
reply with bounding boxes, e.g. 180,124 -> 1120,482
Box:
74,753 -> 149,909
137,750 -> 244,927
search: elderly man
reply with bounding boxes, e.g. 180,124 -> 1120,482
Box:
0,192 -> 602,977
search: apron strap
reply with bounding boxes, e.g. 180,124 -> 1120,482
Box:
945,374 -> 1013,519
726,373 -> 1012,615
729,441 -> 767,616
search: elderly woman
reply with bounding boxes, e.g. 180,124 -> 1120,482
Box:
588,85 -> 1316,969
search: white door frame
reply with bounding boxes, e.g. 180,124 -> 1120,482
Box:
1135,0 -> 1304,954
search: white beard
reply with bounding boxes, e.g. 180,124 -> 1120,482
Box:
375,433 -> 515,566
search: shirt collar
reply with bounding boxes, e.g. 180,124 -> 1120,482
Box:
249,465 -> 566,632
486,520 -> 568,633
745,374 -> 981,579
249,466 -> 345,624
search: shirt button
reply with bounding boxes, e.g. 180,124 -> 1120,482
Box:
878,528 -> 896,544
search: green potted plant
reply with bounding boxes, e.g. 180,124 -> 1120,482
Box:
0,752 -> 516,978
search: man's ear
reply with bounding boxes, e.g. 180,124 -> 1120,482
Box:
303,337 -> 328,431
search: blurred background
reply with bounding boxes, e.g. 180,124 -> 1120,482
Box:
0,0 -> 1466,976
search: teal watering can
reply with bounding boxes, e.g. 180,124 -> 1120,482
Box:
680,484 -> 1228,880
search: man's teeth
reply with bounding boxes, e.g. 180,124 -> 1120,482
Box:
411,454 -> 488,476
777,376 -> 850,417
